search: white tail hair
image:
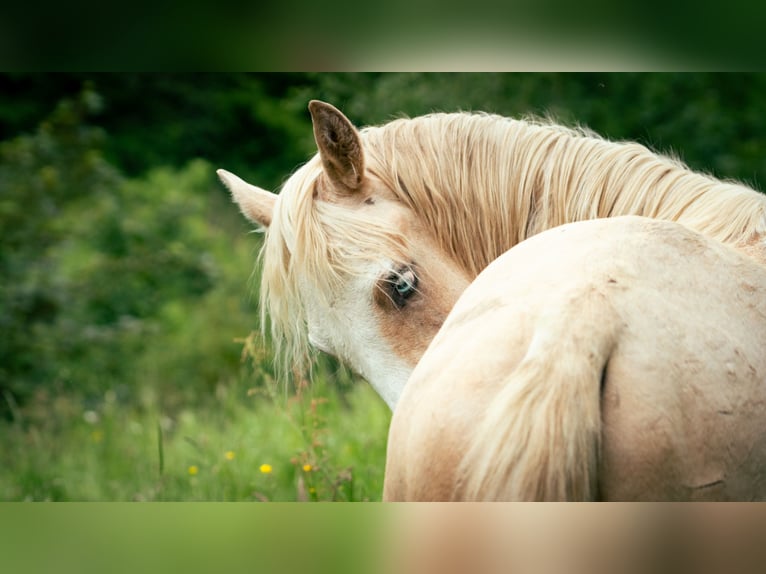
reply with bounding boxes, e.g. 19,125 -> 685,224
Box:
454,288 -> 620,501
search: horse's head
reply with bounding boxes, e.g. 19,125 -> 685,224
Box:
219,101 -> 470,409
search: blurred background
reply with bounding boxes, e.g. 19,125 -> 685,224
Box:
1,73 -> 765,501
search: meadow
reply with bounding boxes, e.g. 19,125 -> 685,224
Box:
1,356 -> 391,501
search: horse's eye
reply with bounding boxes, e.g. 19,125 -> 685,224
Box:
389,267 -> 418,308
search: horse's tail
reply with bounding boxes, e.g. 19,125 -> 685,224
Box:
453,288 -> 620,501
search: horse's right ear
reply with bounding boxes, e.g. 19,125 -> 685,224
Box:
309,100 -> 364,194
217,169 -> 277,228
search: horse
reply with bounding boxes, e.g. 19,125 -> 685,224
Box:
218,101 -> 766,499
219,100 -> 766,412
382,216 -> 766,501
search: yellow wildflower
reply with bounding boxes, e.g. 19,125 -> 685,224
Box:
225,451 -> 236,461
259,463 -> 273,474
302,464 -> 313,472
309,487 -> 316,494
188,465 -> 199,476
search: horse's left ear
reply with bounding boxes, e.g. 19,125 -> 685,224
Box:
309,100 -> 364,194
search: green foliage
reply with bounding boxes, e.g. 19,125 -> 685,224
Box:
0,74 -> 319,187
0,86 -> 252,414
0,86 -> 121,409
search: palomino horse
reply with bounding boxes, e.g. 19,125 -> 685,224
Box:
219,101 -> 766,499
219,100 -> 766,411
383,216 -> 766,501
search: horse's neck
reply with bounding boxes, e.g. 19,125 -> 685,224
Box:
519,129 -> 766,255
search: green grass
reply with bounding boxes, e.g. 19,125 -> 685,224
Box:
0,352 -> 391,502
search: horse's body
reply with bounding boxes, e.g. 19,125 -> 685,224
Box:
384,217 -> 766,501
220,101 -> 766,500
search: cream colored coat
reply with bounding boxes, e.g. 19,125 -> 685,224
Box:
385,217 -> 766,500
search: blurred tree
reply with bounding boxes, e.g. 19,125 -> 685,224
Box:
0,74 -> 319,189
0,87 -> 235,417
0,86 -> 120,414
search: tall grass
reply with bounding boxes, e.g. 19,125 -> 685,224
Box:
0,338 -> 391,501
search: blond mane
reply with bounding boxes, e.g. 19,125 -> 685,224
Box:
364,112 -> 766,276
261,112 -> 766,373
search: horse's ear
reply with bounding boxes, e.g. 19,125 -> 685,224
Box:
217,169 -> 276,228
308,100 -> 364,194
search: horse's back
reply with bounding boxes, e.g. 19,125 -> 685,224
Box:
596,221 -> 766,500
384,216 -> 766,501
